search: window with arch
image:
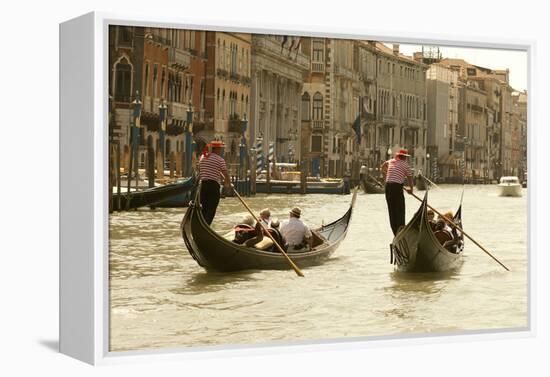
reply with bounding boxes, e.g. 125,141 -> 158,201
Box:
313,92 -> 323,120
301,92 -> 311,121
143,63 -> 149,97
114,57 -> 132,101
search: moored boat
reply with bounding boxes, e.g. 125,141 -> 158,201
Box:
112,176 -> 195,210
497,176 -> 522,197
180,183 -> 357,272
390,192 -> 464,272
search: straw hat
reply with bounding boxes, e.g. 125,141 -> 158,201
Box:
290,207 -> 302,218
271,218 -> 280,228
209,140 -> 225,149
395,148 -> 410,157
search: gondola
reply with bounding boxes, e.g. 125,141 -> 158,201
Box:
360,176 -> 385,194
415,174 -> 427,190
112,176 -> 195,211
390,191 -> 464,272
180,182 -> 357,272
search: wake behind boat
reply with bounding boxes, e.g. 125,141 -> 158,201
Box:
390,191 -> 464,272
180,182 -> 357,272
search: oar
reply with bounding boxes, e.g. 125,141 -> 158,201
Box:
229,185 -> 305,277
369,175 -> 510,271
420,174 -> 441,190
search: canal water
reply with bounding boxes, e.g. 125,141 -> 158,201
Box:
109,184 -> 528,352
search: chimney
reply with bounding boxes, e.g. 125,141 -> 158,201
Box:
393,44 -> 399,55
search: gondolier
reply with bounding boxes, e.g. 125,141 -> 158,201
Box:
198,141 -> 231,225
381,148 -> 414,235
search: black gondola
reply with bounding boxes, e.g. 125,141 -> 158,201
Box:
180,183 -> 357,272
415,174 -> 427,190
390,191 -> 464,272
112,176 -> 195,211
361,177 -> 385,194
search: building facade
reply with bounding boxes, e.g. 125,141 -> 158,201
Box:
249,35 -> 309,166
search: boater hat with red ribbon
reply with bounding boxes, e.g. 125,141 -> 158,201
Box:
202,140 -> 225,158
395,148 -> 410,157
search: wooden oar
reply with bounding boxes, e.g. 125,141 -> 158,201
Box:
229,185 -> 305,277
369,175 -> 510,271
419,174 -> 441,190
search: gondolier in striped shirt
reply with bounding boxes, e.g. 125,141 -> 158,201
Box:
381,149 -> 414,235
198,141 -> 231,225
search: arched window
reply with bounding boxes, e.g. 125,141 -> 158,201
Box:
301,92 -> 311,121
114,57 -> 132,101
313,92 -> 323,120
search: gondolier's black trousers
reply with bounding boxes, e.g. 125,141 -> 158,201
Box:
385,182 -> 405,236
200,180 -> 221,225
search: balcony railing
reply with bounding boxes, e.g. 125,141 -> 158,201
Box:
167,101 -> 187,120
403,118 -> 424,129
311,61 -> 325,72
217,68 -> 229,79
312,120 -> 324,130
334,64 -> 355,80
168,47 -> 191,70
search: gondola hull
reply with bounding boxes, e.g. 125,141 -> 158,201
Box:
360,177 -> 384,194
112,176 -> 195,211
181,183 -> 356,272
390,192 -> 464,272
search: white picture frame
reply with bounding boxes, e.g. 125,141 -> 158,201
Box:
59,11 -> 536,366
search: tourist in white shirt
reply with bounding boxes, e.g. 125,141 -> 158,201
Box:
259,208 -> 271,228
280,207 -> 313,252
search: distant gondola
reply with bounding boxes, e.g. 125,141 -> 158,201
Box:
390,191 -> 464,272
112,176 -> 195,211
180,182 -> 357,272
361,177 -> 385,194
415,174 -> 427,190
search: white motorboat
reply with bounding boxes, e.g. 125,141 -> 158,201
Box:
498,176 -> 522,197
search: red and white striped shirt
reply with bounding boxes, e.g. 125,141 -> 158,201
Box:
384,158 -> 412,184
198,153 -> 228,183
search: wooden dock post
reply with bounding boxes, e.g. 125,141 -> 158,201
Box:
300,159 -> 307,195
266,159 -> 271,194
169,152 -> 175,179
116,142 -> 121,211
156,148 -> 163,180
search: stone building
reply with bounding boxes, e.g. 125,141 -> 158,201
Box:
374,43 -> 428,175
204,32 -> 251,173
249,35 -> 309,165
425,63 -> 460,182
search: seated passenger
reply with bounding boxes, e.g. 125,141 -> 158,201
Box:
435,211 -> 459,252
280,207 -> 313,252
233,215 -> 263,247
266,218 -> 284,252
427,209 -> 436,230
259,208 -> 271,228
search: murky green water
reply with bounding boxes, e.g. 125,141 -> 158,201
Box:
109,185 -> 528,352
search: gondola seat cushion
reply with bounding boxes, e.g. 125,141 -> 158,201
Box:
253,238 -> 273,250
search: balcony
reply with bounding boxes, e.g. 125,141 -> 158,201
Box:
142,96 -> 161,113
334,64 -> 355,80
167,101 -> 187,120
168,47 -> 191,70
312,120 -> 324,130
311,61 -> 325,72
193,122 -> 214,134
252,36 -> 310,71
228,119 -> 246,133
403,118 -> 424,129
230,72 -> 241,82
217,68 -> 229,79
380,114 -> 398,126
